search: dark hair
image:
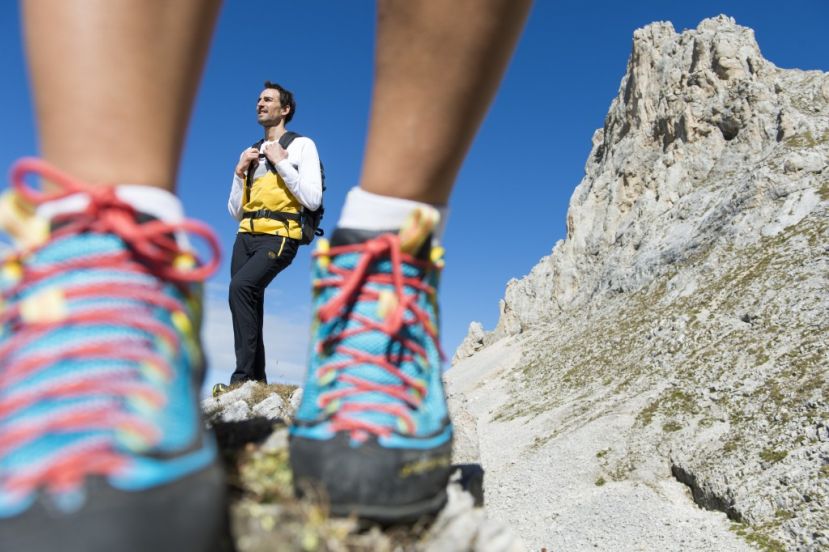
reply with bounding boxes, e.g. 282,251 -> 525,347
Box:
263,81 -> 296,123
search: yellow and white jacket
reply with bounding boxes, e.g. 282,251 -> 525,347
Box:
227,135 -> 322,239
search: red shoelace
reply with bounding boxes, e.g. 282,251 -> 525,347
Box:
0,158 -> 220,497
311,234 -> 444,438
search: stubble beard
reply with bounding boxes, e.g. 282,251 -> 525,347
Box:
258,114 -> 282,129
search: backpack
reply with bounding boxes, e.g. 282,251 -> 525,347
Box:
244,131 -> 325,245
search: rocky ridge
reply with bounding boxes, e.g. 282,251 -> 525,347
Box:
453,15 -> 827,551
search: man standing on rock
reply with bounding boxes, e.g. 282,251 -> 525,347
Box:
225,82 -> 323,387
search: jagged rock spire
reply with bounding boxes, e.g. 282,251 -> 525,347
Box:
483,15 -> 828,342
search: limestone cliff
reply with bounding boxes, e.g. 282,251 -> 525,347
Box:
452,16 -> 827,551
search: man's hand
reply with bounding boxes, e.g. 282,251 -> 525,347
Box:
263,141 -> 288,166
235,147 -> 260,178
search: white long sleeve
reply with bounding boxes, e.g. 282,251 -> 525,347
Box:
227,136 -> 322,221
227,173 -> 244,220
274,137 -> 322,210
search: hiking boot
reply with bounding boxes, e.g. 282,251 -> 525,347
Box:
212,383 -> 230,397
289,207 -> 453,523
0,159 -> 226,552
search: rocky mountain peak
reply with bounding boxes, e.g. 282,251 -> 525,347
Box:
466,15 -> 828,346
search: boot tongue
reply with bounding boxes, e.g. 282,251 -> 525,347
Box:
329,205 -> 440,261
329,227 -> 395,247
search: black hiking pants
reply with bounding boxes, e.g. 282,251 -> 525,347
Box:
229,232 -> 299,384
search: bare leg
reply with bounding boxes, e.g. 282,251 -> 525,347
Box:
21,0 -> 221,190
360,0 -> 532,204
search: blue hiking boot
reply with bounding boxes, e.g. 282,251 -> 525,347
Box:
0,159 -> 226,552
289,207 -> 453,523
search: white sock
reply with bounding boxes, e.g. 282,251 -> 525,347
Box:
336,187 -> 449,241
37,185 -> 184,224
37,185 -> 190,247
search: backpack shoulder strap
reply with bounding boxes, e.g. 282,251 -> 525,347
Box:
278,130 -> 302,149
244,139 -> 266,203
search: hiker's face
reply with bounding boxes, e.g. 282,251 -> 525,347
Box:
256,89 -> 289,127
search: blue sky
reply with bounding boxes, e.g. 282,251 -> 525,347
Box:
1,1 -> 828,388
